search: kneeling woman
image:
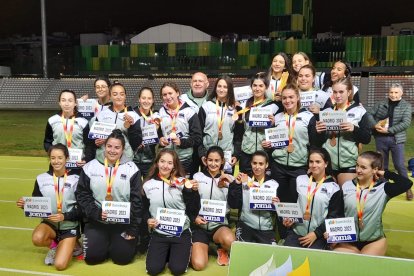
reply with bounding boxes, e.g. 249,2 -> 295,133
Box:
191,146 -> 236,269
75,130 -> 143,265
334,151 -> 412,255
143,149 -> 199,276
16,144 -> 80,270
283,147 -> 344,249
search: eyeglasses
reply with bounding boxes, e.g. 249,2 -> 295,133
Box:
95,85 -> 108,89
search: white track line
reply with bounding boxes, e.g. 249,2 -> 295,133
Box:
0,268 -> 71,276
0,159 -> 46,163
0,177 -> 33,181
0,200 -> 15,203
0,167 -> 44,171
0,226 -> 33,231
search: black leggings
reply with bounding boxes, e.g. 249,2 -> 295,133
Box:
83,222 -> 136,265
146,230 -> 192,276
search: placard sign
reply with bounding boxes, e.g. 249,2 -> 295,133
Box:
156,208 -> 186,237
265,127 -> 289,149
23,197 -> 52,218
199,199 -> 227,223
88,121 -> 116,139
77,99 -> 97,119
275,202 -> 303,223
325,217 -> 357,243
320,110 -> 347,131
248,107 -> 272,127
102,201 -> 131,224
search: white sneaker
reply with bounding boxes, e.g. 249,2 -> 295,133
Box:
72,241 -> 83,257
44,247 -> 57,265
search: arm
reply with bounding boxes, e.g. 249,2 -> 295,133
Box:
182,187 -> 200,223
75,169 -> 102,222
227,181 -> 243,209
353,113 -> 372,144
179,113 -> 202,149
63,205 -> 82,221
83,123 -> 95,162
314,189 -> 344,238
32,179 -> 42,197
384,170 -> 413,198
197,107 -> 207,158
127,120 -> 143,152
387,103 -> 412,134
43,121 -> 53,152
126,170 -> 143,237
308,116 -> 325,147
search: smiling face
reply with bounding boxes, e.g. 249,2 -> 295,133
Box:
251,155 -> 268,179
292,54 -> 310,73
50,149 -> 67,173
297,67 -> 314,91
161,85 -> 180,109
104,137 -> 124,164
95,80 -> 110,100
388,87 -> 403,102
191,72 -> 209,97
59,92 -> 76,116
110,85 -> 126,109
157,152 -> 175,178
331,62 -> 347,82
139,89 -> 154,112
356,156 -> 377,183
215,79 -> 228,102
308,153 -> 327,180
206,151 -> 224,175
271,55 -> 286,75
282,88 -> 299,114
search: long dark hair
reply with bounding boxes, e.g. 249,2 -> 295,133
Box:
47,143 -> 69,172
144,149 -> 185,183
137,86 -> 155,110
207,75 -> 235,107
105,129 -> 126,149
308,147 -> 333,177
94,75 -> 111,87
205,146 -> 225,171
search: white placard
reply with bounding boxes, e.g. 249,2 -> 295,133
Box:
198,199 -> 227,223
66,148 -> 83,168
320,110 -> 347,131
23,197 -> 52,218
275,202 -> 304,223
224,151 -> 232,164
77,99 -> 97,119
248,107 -> 272,127
102,201 -> 131,224
88,121 -> 117,139
300,92 -> 316,107
234,86 -> 253,102
156,207 -> 186,237
249,187 -> 277,211
142,124 -> 159,146
325,217 -> 357,243
265,127 -> 289,149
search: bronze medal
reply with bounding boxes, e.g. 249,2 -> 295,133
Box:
169,132 -> 177,139
232,112 -> 239,121
57,210 -> 62,214
218,131 -> 223,140
105,194 -> 113,201
330,137 -> 337,146
358,220 -> 364,230
184,180 -> 193,189
303,212 -> 311,221
287,144 -> 294,153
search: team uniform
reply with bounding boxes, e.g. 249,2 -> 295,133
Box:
322,103 -> 372,175
192,170 -> 234,244
228,176 -> 279,244
44,112 -> 94,171
75,157 -> 142,265
198,100 -> 240,172
238,97 -> 281,174
342,171 -> 412,248
180,91 -> 208,114
323,85 -> 360,105
158,101 -> 202,175
32,171 -> 81,241
142,176 -> 199,276
91,106 -> 141,163
132,108 -> 160,178
299,89 -> 333,116
284,174 -> 344,249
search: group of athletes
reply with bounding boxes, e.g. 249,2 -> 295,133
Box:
16,52 -> 413,274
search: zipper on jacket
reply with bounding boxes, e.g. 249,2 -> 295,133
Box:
217,103 -> 225,146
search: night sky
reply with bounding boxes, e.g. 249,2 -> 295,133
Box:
1,0 -> 413,38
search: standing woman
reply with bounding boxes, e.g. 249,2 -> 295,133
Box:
158,81 -> 202,176
44,89 -> 94,172
191,146 -> 236,269
269,84 -> 323,238
292,52 -> 311,78
143,149 -> 199,275
316,77 -> 372,185
75,130 -> 142,265
93,76 -> 112,116
297,65 -> 332,115
334,151 -> 412,255
132,87 -> 160,178
238,72 -> 281,175
16,144 -> 80,270
92,81 -> 141,163
283,147 -> 344,249
321,60 -> 359,104
266,52 -> 293,101
198,76 -> 239,173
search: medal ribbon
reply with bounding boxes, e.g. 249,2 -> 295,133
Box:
216,100 -> 227,133
284,112 -> 298,147
236,98 -> 265,116
140,108 -> 154,124
104,158 -> 120,198
158,173 -> 184,187
275,72 -> 289,99
356,179 -> 375,225
53,171 -> 67,213
248,176 -> 265,187
165,101 -> 181,133
61,114 -> 75,148
304,175 -> 326,215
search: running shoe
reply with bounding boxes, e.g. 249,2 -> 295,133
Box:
216,248 -> 229,266
44,247 -> 57,265
72,241 -> 83,257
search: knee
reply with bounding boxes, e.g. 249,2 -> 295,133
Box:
222,234 -> 236,249
146,264 -> 165,276
54,260 -> 68,271
84,250 -> 107,265
191,258 -> 207,271
168,262 -> 188,276
31,232 -> 46,246
112,254 -> 134,265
